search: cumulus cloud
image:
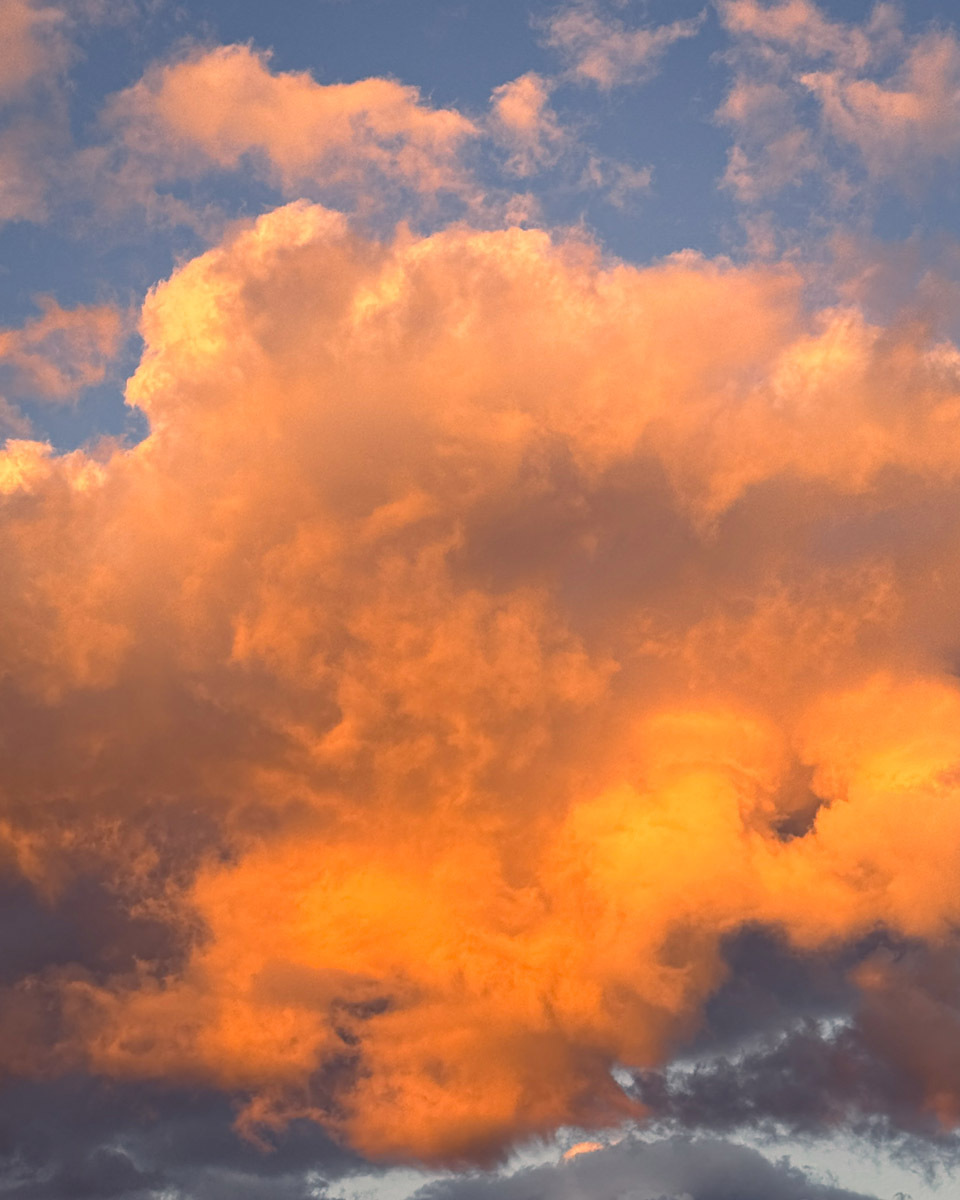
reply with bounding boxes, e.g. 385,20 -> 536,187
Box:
3,200 -> 960,1171
717,79 -> 820,203
10,0 -> 960,1193
0,26 -> 484,235
105,45 -> 478,206
635,1016 -> 953,1153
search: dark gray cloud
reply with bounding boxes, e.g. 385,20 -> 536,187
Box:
629,934 -> 960,1175
0,1074 -> 364,1199
689,925 -> 866,1054
634,1023 -> 927,1143
413,1137 -> 881,1200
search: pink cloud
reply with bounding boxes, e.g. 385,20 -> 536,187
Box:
106,44 -> 478,201
0,298 -> 125,402
544,2 -> 703,90
490,73 -> 566,175
0,0 -> 69,102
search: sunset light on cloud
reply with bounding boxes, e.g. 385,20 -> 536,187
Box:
6,2 -> 960,1198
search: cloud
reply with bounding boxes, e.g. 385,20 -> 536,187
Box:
580,153 -> 652,209
0,0 -> 152,229
0,26 -> 483,236
6,201 -> 960,1166
543,2 -> 703,90
487,71 -> 652,207
105,44 -> 478,205
719,0 -> 899,70
718,0 -> 960,211
0,0 -> 70,103
0,1073 -> 365,1198
0,299 -> 126,402
412,1136 -> 880,1200
0,0 -> 74,224
717,79 -> 820,203
489,74 -> 565,176
635,1018 -> 938,1150
802,30 -> 960,179
8,0 -> 960,1188
0,119 -> 62,224
628,940 -> 960,1179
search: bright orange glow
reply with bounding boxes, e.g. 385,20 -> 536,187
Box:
563,1141 -> 605,1160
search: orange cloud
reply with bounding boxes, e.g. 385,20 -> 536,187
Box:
5,203 -> 960,1162
563,1140 -> 605,1160
107,45 -> 477,201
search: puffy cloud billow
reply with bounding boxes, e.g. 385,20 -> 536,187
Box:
6,2 -> 960,1198
1,199 -> 960,1173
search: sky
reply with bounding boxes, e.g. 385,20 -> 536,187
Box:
7,0 -> 960,1197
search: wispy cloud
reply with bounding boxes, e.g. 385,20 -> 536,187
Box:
543,2 -> 704,90
0,298 -> 125,401
718,0 -> 960,218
